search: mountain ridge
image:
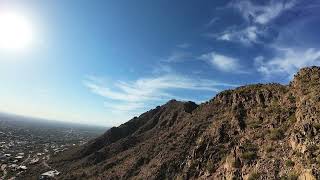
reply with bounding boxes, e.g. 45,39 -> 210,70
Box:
28,66 -> 320,180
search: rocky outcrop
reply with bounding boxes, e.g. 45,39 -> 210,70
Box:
40,67 -> 320,179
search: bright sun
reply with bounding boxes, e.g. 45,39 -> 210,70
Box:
0,11 -> 33,51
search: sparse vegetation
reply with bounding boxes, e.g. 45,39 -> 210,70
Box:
248,119 -> 263,129
248,172 -> 260,180
288,94 -> 296,103
307,144 -> 318,154
280,173 -> 298,180
232,158 -> 241,168
269,128 -> 285,140
206,161 -> 215,172
285,159 -> 295,167
288,114 -> 297,124
241,142 -> 258,163
266,146 -> 275,153
241,151 -> 257,162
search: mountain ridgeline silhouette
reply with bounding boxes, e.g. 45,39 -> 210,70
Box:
42,67 -> 320,179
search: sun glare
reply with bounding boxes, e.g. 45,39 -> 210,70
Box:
0,11 -> 33,51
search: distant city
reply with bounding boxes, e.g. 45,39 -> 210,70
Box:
0,113 -> 106,179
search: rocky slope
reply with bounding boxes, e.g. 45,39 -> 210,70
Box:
48,67 -> 320,179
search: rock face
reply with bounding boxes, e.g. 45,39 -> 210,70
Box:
49,67 -> 320,180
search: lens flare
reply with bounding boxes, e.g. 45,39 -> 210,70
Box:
0,11 -> 33,51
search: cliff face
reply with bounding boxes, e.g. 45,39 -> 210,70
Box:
51,67 -> 320,180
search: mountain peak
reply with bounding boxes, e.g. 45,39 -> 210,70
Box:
293,66 -> 320,84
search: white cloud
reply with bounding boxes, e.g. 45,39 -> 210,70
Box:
255,48 -> 320,78
217,26 -> 260,45
84,74 -> 238,114
161,51 -> 191,63
212,0 -> 296,45
200,51 -> 248,73
231,0 -> 297,25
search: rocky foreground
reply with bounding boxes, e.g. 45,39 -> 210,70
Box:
35,67 -> 320,179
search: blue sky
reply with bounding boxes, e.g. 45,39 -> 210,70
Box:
1,0 -> 320,126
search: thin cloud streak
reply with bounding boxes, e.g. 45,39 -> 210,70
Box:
161,51 -> 192,63
84,74 -> 239,113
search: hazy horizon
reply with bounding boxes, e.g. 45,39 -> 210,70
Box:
1,0 -> 320,126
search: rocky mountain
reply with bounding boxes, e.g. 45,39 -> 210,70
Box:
46,67 -> 320,179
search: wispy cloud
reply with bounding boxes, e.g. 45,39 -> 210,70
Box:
84,74 -> 238,113
255,47 -> 320,78
177,43 -> 191,49
231,0 -> 297,25
216,26 -> 260,45
205,17 -> 219,28
200,51 -> 248,73
210,0 -> 297,45
161,51 -> 192,63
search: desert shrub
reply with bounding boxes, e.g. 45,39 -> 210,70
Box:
248,118 -> 263,129
248,172 -> 260,180
288,114 -> 297,124
241,142 -> 258,163
242,142 -> 258,152
241,151 -> 257,162
266,146 -> 275,153
285,159 -> 295,167
249,122 -> 262,129
269,128 -> 284,140
232,158 -> 241,168
288,94 -> 296,103
206,161 -> 215,172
